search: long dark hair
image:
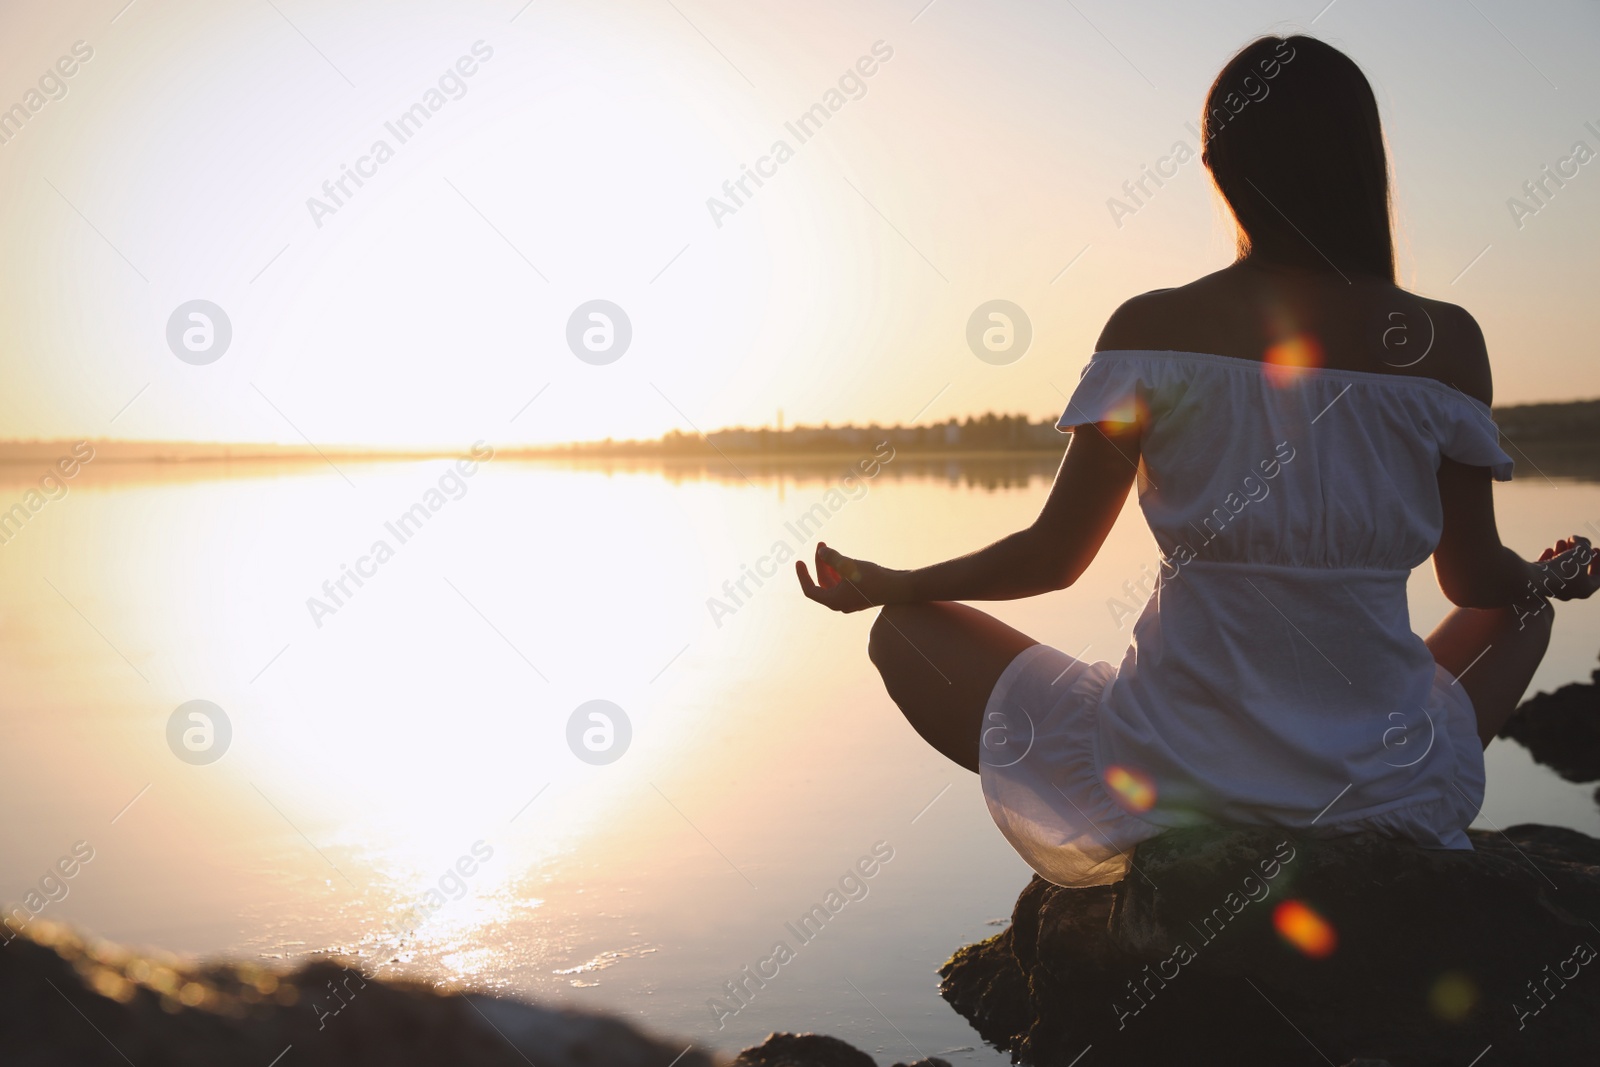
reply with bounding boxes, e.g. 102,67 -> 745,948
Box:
1202,35 -> 1395,282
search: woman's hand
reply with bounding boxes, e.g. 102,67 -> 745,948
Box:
795,542 -> 903,613
1534,534 -> 1600,601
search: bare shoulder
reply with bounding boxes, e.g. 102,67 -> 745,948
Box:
1093,277 -> 1218,352
1095,288 -> 1172,351
1404,294 -> 1493,406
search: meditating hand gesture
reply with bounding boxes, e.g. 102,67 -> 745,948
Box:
1535,535 -> 1600,601
796,542 -> 902,613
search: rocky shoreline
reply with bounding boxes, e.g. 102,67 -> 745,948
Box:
1,918 -> 960,1067
9,824 -> 1599,1066
0,919 -> 713,1067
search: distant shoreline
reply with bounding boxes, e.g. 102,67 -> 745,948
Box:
2,398 -> 1596,465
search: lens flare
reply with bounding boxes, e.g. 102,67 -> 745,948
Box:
1429,971 -> 1478,1022
1071,393 -> 1146,434
1101,393 -> 1145,431
1104,764 -> 1156,812
1263,335 -> 1323,388
1273,899 -> 1337,958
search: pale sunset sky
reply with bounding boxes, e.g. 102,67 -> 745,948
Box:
0,0 -> 1596,447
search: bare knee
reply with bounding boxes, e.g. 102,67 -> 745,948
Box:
868,603 -> 921,671
868,604 -> 955,709
1462,602 -> 1555,746
1524,601 -> 1555,643
1502,600 -> 1555,659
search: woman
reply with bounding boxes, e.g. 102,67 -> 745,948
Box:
796,35 -> 1599,888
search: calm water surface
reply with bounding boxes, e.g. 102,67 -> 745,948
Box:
2,456 -> 1597,1062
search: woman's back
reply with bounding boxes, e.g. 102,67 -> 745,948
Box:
1084,261 -> 1508,558
1060,287 -> 1513,850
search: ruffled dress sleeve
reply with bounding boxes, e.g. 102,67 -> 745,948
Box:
1435,391 -> 1515,481
1055,353 -> 1148,433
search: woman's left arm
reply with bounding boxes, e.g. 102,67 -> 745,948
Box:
796,423 -> 1140,613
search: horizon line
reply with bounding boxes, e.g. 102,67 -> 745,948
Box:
0,394 -> 1594,457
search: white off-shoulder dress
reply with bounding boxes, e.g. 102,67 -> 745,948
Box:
981,349 -> 1515,887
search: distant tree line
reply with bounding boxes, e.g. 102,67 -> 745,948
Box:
556,413 -> 1067,457
2,399 -> 1594,464
1492,399 -> 1600,442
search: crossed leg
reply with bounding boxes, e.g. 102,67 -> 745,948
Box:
1425,602 -> 1554,747
867,602 -> 1040,774
870,595 -> 1550,768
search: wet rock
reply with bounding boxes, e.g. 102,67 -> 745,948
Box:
939,825 -> 1600,1066
728,1032 -> 952,1067
0,920 -> 716,1067
731,1033 -> 876,1067
1498,662 -> 1600,783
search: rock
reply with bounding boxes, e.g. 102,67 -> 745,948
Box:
1498,661 -> 1600,784
0,920 -> 718,1067
939,825 -> 1600,1066
731,1032 -> 875,1066
729,1032 -> 952,1067
2,923 -> 959,1067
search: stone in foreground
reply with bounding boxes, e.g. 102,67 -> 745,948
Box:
1,922 -> 957,1067
940,825 -> 1600,1065
730,1031 -> 952,1066
0,920 -> 715,1067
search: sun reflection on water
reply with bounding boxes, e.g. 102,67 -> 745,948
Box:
4,459 -> 1599,1054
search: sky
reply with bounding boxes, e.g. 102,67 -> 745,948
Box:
0,0 -> 1597,447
